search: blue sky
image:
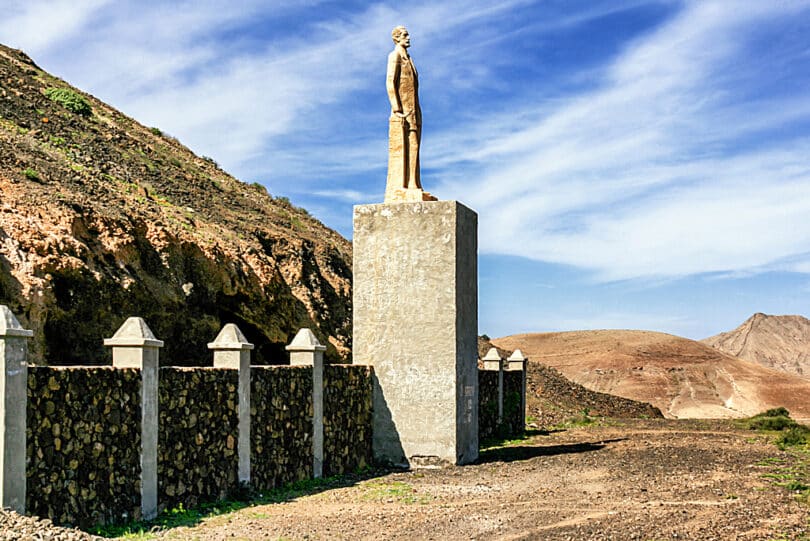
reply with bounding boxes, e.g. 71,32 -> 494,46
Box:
3,0 -> 810,339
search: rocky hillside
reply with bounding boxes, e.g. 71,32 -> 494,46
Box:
478,338 -> 663,427
0,44 -> 352,365
702,313 -> 810,378
493,330 -> 810,420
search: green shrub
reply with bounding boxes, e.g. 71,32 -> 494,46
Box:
150,126 -> 163,136
22,168 -> 39,181
760,407 -> 791,418
44,87 -> 92,116
776,426 -> 810,449
739,408 -> 797,431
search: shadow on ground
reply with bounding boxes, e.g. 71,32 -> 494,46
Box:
477,438 -> 626,464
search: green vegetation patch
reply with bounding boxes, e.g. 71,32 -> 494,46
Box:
552,408 -> 599,430
739,407 -> 796,431
22,168 -> 39,181
737,408 -> 810,449
480,431 -> 534,450
360,480 -> 430,504
776,426 -> 810,450
44,87 -> 92,116
745,409 -> 810,507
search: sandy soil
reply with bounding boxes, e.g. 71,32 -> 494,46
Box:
153,419 -> 809,541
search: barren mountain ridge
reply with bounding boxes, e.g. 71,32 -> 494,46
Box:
702,313 -> 810,378
494,330 -> 810,420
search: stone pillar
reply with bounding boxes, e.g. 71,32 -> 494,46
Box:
506,349 -> 527,431
104,317 -> 163,521
208,324 -> 253,485
0,306 -> 33,513
353,200 -> 478,467
286,329 -> 325,478
482,348 -> 504,425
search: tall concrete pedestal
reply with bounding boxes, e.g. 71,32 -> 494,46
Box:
353,200 -> 478,467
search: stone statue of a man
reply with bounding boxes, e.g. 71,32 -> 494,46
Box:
385,26 -> 435,203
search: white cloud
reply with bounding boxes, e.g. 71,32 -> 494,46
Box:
432,1 -> 810,281
310,188 -> 369,203
4,0 -> 532,174
0,0 -> 111,54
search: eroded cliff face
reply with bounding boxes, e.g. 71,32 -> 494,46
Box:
0,44 -> 352,365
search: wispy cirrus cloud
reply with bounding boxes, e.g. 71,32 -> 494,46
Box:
431,1 -> 810,281
2,1 -> 534,175
0,0 -> 111,53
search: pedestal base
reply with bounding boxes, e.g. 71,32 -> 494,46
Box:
352,200 -> 478,466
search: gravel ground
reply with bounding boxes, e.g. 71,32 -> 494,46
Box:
0,510 -> 103,541
7,419 -> 807,540
152,419 -> 809,540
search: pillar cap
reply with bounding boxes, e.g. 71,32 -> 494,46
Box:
481,347 -> 503,371
0,305 -> 33,338
507,349 -> 526,361
285,328 -> 326,352
208,323 -> 254,351
104,317 -> 164,348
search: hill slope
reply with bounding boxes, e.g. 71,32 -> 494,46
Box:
702,313 -> 810,378
0,44 -> 352,364
478,338 -> 662,426
493,330 -> 810,420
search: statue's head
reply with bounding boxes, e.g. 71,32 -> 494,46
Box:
392,26 -> 410,47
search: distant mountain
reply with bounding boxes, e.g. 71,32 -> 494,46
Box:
478,337 -> 663,427
493,330 -> 810,421
0,44 -> 351,365
702,313 -> 810,378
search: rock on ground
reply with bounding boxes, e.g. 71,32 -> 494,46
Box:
0,510 -> 104,540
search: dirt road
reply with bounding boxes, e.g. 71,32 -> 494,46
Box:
153,419 -> 808,540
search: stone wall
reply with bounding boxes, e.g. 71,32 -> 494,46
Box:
503,371 -> 524,438
26,367 -> 141,527
158,368 -> 239,510
323,365 -> 372,477
17,324 -> 376,528
478,369 -> 524,441
478,370 -> 500,441
250,366 -> 313,489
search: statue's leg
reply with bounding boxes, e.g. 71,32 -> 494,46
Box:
414,124 -> 421,189
386,116 -> 408,198
407,128 -> 421,190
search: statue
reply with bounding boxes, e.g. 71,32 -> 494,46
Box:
385,26 -> 436,203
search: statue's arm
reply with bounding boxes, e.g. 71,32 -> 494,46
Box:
386,51 -> 401,114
